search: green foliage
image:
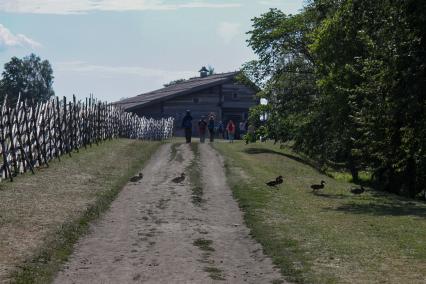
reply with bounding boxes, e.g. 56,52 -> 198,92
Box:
235,71 -> 260,94
243,7 -> 319,143
163,78 -> 186,87
207,65 -> 215,75
245,0 -> 426,197
0,53 -> 54,105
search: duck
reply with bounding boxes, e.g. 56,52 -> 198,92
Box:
350,185 -> 365,195
130,173 -> 143,182
311,180 -> 326,192
172,173 -> 186,183
266,176 -> 283,187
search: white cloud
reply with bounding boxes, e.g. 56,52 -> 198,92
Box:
0,0 -> 241,14
216,21 -> 241,44
258,0 -> 282,5
257,0 -> 303,14
178,1 -> 240,9
55,61 -> 196,81
0,24 -> 41,50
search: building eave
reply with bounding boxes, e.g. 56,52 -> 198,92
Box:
119,75 -> 236,112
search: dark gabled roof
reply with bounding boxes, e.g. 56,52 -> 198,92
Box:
115,71 -> 239,111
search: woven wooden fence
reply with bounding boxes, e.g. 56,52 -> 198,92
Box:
0,95 -> 174,181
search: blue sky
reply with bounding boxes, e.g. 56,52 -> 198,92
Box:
0,0 -> 305,102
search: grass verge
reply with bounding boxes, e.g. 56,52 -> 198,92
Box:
170,143 -> 183,162
193,238 -> 224,281
0,139 -> 161,283
203,267 -> 225,281
214,141 -> 426,284
193,238 -> 215,252
188,143 -> 203,205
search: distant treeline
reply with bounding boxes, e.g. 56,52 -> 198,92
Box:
245,1 -> 425,198
0,95 -> 174,182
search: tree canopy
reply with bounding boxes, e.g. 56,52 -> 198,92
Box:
0,53 -> 54,105
245,0 -> 426,197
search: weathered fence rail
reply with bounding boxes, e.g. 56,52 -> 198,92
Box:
0,95 -> 174,181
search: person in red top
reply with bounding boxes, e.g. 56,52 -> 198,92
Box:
226,120 -> 236,143
198,116 -> 207,143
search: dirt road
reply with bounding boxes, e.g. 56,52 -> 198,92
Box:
54,143 -> 283,283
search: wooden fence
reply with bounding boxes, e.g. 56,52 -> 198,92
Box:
0,95 -> 174,181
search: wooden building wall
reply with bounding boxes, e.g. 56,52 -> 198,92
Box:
132,79 -> 257,136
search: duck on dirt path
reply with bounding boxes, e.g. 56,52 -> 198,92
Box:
130,173 -> 143,182
172,173 -> 185,183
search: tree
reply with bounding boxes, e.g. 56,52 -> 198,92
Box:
245,0 -> 426,197
244,8 -> 318,143
0,53 -> 54,105
207,65 -> 215,75
310,0 -> 426,195
306,0 -> 367,180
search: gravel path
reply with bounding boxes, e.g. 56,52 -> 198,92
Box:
54,143 -> 284,284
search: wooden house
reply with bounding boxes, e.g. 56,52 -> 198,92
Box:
115,67 -> 258,136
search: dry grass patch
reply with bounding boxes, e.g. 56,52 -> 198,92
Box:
0,139 -> 161,283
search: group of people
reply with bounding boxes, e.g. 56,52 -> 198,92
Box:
181,110 -> 242,143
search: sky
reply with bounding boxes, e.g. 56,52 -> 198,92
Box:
0,0 -> 305,102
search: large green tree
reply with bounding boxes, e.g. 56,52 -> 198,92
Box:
0,53 -> 54,105
243,8 -> 318,142
310,0 -> 426,195
245,0 -> 426,197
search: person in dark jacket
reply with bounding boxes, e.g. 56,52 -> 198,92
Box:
198,116 -> 208,143
217,120 -> 224,139
208,115 -> 215,142
181,110 -> 193,143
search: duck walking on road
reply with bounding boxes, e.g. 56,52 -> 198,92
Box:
172,173 -> 186,183
311,180 -> 326,192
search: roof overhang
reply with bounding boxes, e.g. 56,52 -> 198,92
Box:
121,76 -> 234,112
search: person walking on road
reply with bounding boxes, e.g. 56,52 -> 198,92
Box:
182,110 -> 193,143
198,116 -> 207,143
239,120 -> 246,139
217,120 -> 224,139
226,120 -> 236,143
208,115 -> 215,142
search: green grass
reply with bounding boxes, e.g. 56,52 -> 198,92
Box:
193,238 -> 224,281
213,141 -> 426,284
170,143 -> 183,162
188,143 -> 203,205
0,139 -> 161,283
203,266 -> 225,281
326,170 -> 372,184
170,142 -> 178,160
193,238 -> 215,252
